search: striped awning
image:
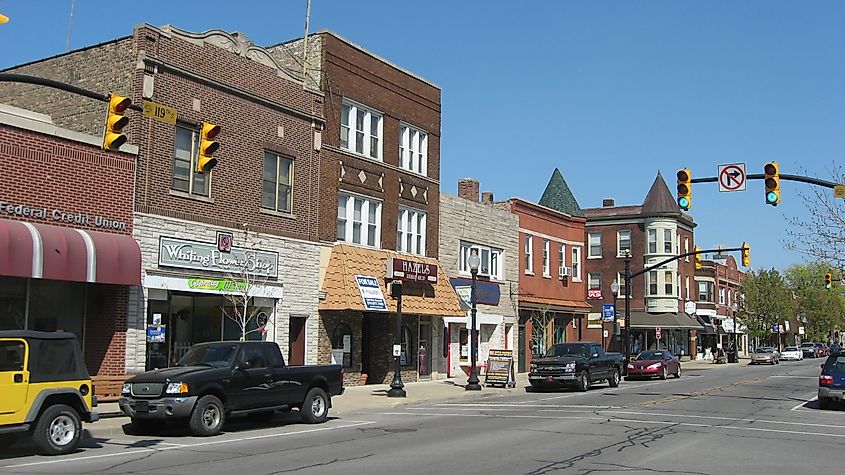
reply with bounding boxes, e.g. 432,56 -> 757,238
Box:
0,218 -> 140,286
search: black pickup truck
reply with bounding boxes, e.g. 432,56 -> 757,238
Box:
528,342 -> 624,391
119,341 -> 344,436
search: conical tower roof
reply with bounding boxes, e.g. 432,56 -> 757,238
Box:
641,172 -> 681,217
538,168 -> 583,217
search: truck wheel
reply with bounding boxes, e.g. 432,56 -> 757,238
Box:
32,404 -> 82,455
301,388 -> 329,424
608,369 -> 621,387
576,371 -> 590,392
189,395 -> 225,436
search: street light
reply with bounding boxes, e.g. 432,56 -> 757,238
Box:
609,279 -> 620,350
623,250 -> 632,370
466,249 -> 482,391
387,280 -> 406,398
731,303 -> 738,363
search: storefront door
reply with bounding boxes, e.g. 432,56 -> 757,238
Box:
419,322 -> 432,379
289,317 -> 306,366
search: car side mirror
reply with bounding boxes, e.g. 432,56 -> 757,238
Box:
236,360 -> 251,371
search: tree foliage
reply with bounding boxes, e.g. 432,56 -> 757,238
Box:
737,268 -> 793,341
784,262 -> 845,342
785,165 -> 845,269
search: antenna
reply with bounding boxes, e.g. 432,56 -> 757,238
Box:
302,0 -> 311,88
65,0 -> 75,52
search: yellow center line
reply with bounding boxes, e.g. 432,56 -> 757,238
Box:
638,376 -> 769,406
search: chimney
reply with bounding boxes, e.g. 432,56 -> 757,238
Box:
458,178 -> 480,202
481,191 -> 494,205
602,198 -> 615,207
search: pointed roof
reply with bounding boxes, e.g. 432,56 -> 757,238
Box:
641,172 -> 681,217
538,168 -> 583,217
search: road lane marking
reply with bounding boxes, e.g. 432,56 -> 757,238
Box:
435,403 -> 622,409
2,421 -> 376,469
790,395 -> 818,411
770,376 -> 819,379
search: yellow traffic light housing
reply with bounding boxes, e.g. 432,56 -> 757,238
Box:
0,13 -> 9,24
825,272 -> 833,289
694,246 -> 702,270
741,242 -> 750,267
677,168 -> 692,211
102,94 -> 131,150
764,161 -> 780,206
196,122 -> 220,174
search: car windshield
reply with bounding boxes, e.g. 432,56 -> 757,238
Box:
755,348 -> 773,353
784,347 -> 798,351
545,344 -> 589,358
636,351 -> 665,360
177,344 -> 238,368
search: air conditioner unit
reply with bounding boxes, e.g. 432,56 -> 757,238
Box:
559,266 -> 572,279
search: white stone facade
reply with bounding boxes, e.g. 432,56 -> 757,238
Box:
126,214 -> 321,373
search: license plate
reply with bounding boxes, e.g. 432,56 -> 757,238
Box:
135,401 -> 149,412
546,376 -> 553,383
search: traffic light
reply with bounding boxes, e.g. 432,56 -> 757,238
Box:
102,94 -> 131,150
677,168 -> 692,210
764,161 -> 780,206
196,122 -> 220,174
0,13 -> 9,24
694,246 -> 702,270
741,242 -> 750,267
825,272 -> 832,289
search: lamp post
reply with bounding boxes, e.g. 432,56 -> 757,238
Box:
610,279 -> 620,351
387,280 -> 406,398
731,303 -> 738,362
623,250 -> 632,370
466,249 -> 482,391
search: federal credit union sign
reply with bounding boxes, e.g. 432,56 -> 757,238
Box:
158,236 -> 279,279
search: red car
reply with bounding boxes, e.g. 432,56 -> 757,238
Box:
626,350 -> 682,380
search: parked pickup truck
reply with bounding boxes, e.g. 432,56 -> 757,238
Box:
119,341 -> 344,436
528,342 -> 624,391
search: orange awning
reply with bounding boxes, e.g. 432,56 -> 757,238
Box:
519,295 -> 591,314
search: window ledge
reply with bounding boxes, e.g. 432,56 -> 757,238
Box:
337,145 -> 384,163
587,256 -> 603,260
168,189 -> 214,203
542,274 -> 552,279
524,271 -> 535,276
259,207 -> 297,220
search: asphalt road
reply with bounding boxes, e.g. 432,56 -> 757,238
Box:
2,359 -> 841,475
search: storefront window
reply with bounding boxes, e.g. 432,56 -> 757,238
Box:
0,277 -> 26,331
332,323 -> 352,368
400,325 -> 412,366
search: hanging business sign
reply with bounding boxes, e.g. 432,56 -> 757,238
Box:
354,275 -> 388,312
158,236 -> 279,278
587,289 -> 603,300
602,304 -> 616,323
386,257 -> 437,283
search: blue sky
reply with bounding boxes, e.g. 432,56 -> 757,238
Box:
1,1 -> 842,271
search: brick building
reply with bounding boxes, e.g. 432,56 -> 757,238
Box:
695,254 -> 747,358
0,24 -> 327,373
439,181 -> 519,378
582,172 -> 702,360
272,32 -> 462,385
0,103 -> 140,387
495,169 -> 592,371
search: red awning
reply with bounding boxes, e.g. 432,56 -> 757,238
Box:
0,219 -> 140,286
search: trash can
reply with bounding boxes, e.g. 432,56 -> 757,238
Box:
727,350 -> 737,363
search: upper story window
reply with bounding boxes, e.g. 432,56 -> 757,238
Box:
337,192 -> 381,248
340,100 -> 382,161
698,281 -> 713,302
685,276 -> 690,300
524,235 -> 533,274
648,271 -> 659,296
664,229 -> 674,253
571,246 -> 582,281
665,271 -> 674,296
719,287 -> 726,305
397,207 -> 426,256
588,233 -> 602,258
460,242 -> 503,280
399,124 -> 428,175
648,229 -> 657,254
617,272 -> 628,297
558,243 -> 566,276
172,126 -> 210,197
684,237 -> 690,262
617,230 -> 631,256
261,152 -> 293,213
542,239 -> 550,277
588,272 -> 601,290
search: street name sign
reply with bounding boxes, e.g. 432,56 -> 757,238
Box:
718,163 -> 746,192
143,100 -> 177,125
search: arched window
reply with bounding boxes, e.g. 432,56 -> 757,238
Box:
400,325 -> 413,366
332,323 -> 352,368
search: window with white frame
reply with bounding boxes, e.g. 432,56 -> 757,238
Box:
558,243 -> 566,276
665,271 -> 674,296
719,287 -> 725,305
676,272 -> 681,298
340,100 -> 382,160
684,237 -> 689,262
399,124 -> 428,175
571,246 -> 582,280
542,239 -> 550,276
588,233 -> 602,258
524,235 -> 533,274
617,272 -> 628,297
588,272 -> 601,290
337,193 -> 381,247
648,271 -> 658,296
397,207 -> 426,255
664,229 -> 673,253
617,230 -> 631,256
648,229 -> 657,254
685,276 -> 690,300
261,152 -> 293,213
172,126 -> 209,197
460,242 -> 502,279
698,282 -> 710,301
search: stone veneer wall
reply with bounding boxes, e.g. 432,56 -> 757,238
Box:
127,214 -> 321,373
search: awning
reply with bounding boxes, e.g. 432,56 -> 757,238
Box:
629,311 -> 705,329
0,219 -> 141,286
443,313 -> 504,327
519,295 -> 591,315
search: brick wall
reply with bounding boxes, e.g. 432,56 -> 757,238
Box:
84,285 -> 128,375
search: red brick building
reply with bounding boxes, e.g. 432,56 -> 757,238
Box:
496,169 -> 592,371
582,173 -> 701,359
695,254 -> 747,357
0,103 -> 140,382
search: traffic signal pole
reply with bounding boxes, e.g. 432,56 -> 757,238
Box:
689,174 -> 839,189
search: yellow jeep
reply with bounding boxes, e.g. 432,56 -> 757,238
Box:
0,330 -> 98,455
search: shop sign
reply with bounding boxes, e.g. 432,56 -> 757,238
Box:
602,304 -> 616,322
0,198 -> 128,230
146,325 -> 166,343
484,349 -> 515,388
354,275 -> 388,312
187,278 -> 248,293
159,236 -> 279,278
449,278 -> 501,305
386,257 -> 437,283
587,288 -> 603,300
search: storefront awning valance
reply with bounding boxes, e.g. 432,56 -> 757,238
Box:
519,295 -> 591,315
629,311 -> 705,329
0,218 -> 141,286
319,244 -> 464,316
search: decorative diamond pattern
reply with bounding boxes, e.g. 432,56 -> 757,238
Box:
358,170 -> 367,183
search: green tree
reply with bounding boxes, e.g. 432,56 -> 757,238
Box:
785,165 -> 845,270
738,268 -> 793,343
785,262 -> 845,342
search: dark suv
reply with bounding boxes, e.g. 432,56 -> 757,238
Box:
818,351 -> 845,409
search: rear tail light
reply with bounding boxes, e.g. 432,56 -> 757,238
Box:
820,375 -> 834,386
